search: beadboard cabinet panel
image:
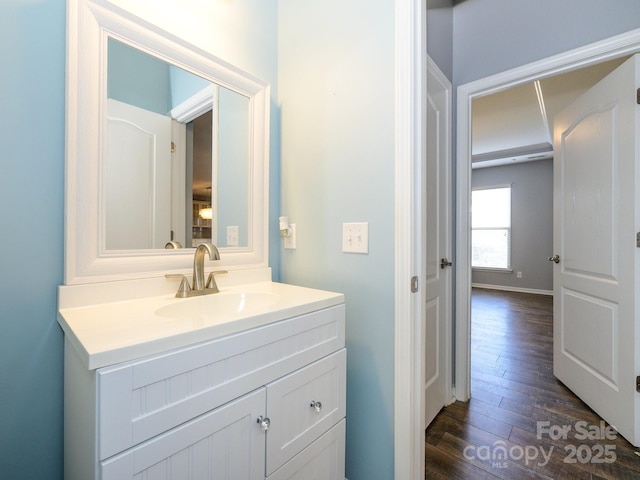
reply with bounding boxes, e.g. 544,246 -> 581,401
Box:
101,389 -> 266,480
98,305 -> 345,459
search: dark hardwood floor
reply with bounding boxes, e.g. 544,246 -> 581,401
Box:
425,288 -> 640,480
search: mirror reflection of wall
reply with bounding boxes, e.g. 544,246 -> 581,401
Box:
217,88 -> 249,249
105,37 -> 250,251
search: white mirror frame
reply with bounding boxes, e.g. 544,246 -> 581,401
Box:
65,0 -> 270,285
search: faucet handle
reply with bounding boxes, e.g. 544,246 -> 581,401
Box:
165,274 -> 192,298
206,270 -> 228,293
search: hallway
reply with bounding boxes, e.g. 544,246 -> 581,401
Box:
425,288 -> 640,479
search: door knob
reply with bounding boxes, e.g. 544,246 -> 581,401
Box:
440,258 -> 453,269
548,255 -> 560,263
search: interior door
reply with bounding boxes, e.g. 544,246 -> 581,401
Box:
424,58 -> 452,428
552,54 -> 640,446
106,98 -> 172,250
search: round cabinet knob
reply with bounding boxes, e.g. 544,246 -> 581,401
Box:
548,255 -> 560,264
257,415 -> 270,432
310,400 -> 323,413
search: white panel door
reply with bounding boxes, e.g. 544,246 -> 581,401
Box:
424,58 -> 452,428
553,54 -> 640,446
106,99 -> 172,249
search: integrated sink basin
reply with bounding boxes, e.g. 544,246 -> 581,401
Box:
57,279 -> 345,369
156,291 -> 281,319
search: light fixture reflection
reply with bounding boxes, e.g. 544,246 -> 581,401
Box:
199,207 -> 213,219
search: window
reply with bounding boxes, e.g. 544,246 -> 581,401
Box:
472,186 -> 511,270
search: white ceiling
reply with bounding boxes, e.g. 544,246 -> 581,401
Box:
471,57 -> 628,168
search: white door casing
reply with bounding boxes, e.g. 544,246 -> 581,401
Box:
394,0 -> 428,478
106,99 -> 172,250
552,54 -> 640,446
424,57 -> 452,428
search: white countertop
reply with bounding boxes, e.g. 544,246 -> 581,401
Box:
58,280 -> 344,370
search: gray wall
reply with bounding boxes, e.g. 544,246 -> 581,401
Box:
453,0 -> 640,86
471,159 -> 553,292
427,1 -> 453,81
451,0 -> 640,297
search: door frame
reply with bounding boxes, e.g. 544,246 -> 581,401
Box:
454,28 -> 640,400
394,0 -> 427,479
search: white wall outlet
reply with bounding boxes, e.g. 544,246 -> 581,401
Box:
342,222 -> 368,253
516,271 -> 523,279
284,224 -> 296,249
227,226 -> 239,247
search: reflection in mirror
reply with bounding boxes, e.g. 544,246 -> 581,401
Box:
106,38 -> 249,250
188,111 -> 213,247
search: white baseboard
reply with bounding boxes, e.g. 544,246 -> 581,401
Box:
472,283 -> 552,296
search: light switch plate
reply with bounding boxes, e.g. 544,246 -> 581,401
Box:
284,224 -> 296,249
227,226 -> 239,247
342,222 -> 368,253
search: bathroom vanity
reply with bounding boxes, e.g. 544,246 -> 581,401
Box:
60,1 -> 347,478
59,280 -> 346,480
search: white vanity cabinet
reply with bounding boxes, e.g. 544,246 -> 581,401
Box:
64,304 -> 346,480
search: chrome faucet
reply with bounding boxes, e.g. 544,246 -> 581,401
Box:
165,242 -> 227,298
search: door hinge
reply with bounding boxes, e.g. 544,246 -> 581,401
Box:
637,87 -> 640,105
411,276 -> 419,293
636,376 -> 640,393
636,232 -> 640,248
171,141 -> 176,153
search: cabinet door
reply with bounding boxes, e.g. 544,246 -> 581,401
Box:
267,420 -> 345,480
266,350 -> 346,475
101,389 -> 266,480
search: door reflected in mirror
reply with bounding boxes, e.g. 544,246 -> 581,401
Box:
106,38 -> 250,250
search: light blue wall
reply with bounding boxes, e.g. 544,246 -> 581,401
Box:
107,41 -> 221,115
0,0 -> 66,478
472,160 -> 554,291
168,66 -> 210,109
278,1 -> 395,478
107,38 -> 172,114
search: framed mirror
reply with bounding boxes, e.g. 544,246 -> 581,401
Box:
65,0 -> 270,284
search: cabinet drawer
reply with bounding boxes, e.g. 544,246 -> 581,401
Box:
267,419 -> 346,480
98,304 -> 345,460
266,349 -> 346,475
101,388 -> 266,480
